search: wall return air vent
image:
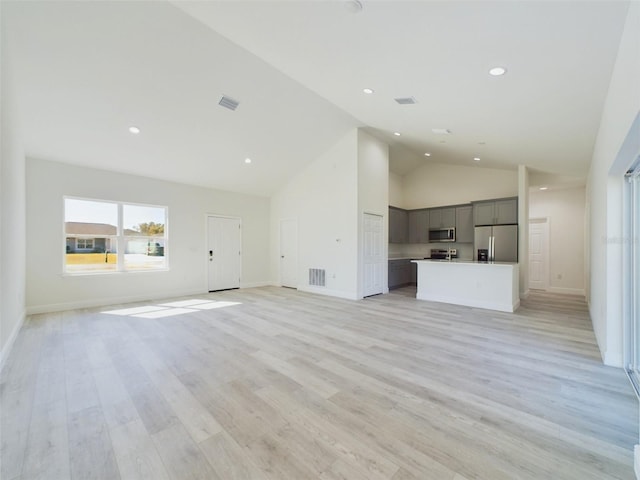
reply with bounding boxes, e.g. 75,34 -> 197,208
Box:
219,95 -> 240,111
308,268 -> 326,287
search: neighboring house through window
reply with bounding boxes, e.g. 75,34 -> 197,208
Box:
64,197 -> 168,274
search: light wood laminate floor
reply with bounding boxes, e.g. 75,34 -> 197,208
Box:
1,286 -> 637,480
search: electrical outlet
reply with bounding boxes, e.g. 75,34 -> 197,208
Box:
556,273 -> 562,280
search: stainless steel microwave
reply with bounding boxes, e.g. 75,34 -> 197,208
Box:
429,227 -> 456,242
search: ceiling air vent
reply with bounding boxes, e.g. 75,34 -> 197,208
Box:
394,97 -> 417,105
219,95 -> 240,111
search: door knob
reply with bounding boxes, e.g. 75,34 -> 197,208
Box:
281,255 -> 285,259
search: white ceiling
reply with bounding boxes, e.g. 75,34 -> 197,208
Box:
4,1 -> 631,196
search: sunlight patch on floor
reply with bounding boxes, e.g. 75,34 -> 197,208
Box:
102,299 -> 241,318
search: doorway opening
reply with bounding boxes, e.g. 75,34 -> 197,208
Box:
529,218 -> 549,291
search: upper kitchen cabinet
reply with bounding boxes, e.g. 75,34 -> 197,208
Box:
408,209 -> 429,243
455,205 -> 474,243
389,206 -> 408,243
429,207 -> 456,229
473,197 -> 518,225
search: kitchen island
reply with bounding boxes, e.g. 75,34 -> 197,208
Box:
411,259 -> 519,312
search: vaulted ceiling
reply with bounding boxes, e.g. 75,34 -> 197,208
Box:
3,1 -> 631,196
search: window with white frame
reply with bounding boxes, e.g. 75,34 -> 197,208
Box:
76,238 -> 94,250
64,197 -> 167,274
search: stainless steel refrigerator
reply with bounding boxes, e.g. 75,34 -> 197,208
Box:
474,225 -> 518,262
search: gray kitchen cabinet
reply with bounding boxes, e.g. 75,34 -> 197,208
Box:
473,202 -> 495,226
388,259 -> 411,289
429,207 -> 455,229
473,198 -> 518,225
388,261 -> 397,288
495,198 -> 518,224
455,205 -> 474,243
408,209 -> 429,243
389,207 -> 408,243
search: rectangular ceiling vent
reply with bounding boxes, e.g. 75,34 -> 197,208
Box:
394,97 -> 417,105
219,95 -> 240,111
309,268 -> 326,287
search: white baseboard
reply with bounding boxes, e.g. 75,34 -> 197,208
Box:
26,288 -> 205,315
0,309 -> 26,372
239,281 -> 271,289
297,286 -> 358,301
519,288 -> 530,300
603,349 -> 624,368
26,283 -> 293,315
546,286 -> 586,296
635,445 -> 640,479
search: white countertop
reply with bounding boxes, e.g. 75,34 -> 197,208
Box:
411,259 -> 517,266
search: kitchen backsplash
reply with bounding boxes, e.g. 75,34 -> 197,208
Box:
399,242 -> 474,260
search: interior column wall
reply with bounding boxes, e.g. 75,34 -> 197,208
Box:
518,165 -> 530,297
357,129 -> 389,299
270,129 -> 359,299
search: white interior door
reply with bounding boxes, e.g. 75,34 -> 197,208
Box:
363,213 -> 384,297
207,215 -> 241,291
280,219 -> 298,288
529,218 -> 549,290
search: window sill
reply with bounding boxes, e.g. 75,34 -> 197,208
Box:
62,268 -> 170,277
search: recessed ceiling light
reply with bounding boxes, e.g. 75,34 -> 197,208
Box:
394,132 -> 401,136
489,66 -> 507,76
478,141 -> 486,145
424,153 -> 431,157
244,158 -> 252,164
363,88 -> 374,94
128,126 -> 140,134
473,157 -> 481,161
539,186 -> 548,190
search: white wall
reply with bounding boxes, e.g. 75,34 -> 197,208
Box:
0,25 -> 27,365
357,130 -> 389,298
26,159 -> 271,313
403,163 -> 518,209
270,129 -> 359,299
530,186 -> 586,295
388,171 -> 404,208
587,2 -> 640,367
